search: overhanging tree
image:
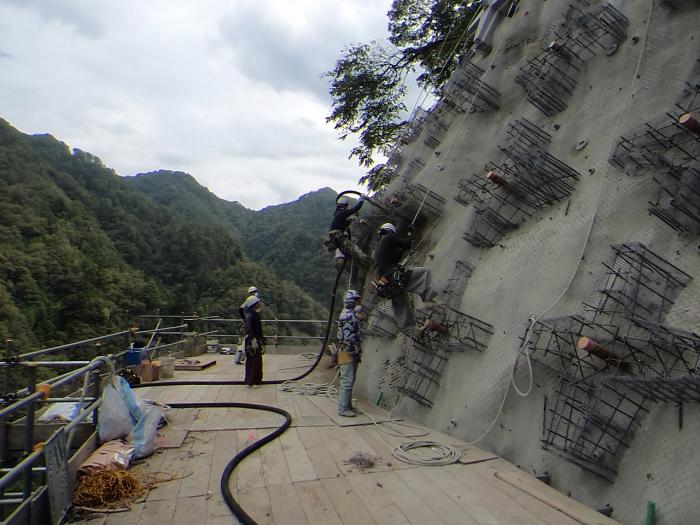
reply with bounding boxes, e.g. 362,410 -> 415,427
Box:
325,0 -> 479,190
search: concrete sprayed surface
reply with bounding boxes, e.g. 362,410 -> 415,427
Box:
355,1 -> 700,524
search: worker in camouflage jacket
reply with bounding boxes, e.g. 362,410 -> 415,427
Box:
336,290 -> 364,417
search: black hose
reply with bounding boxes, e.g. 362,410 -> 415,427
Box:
166,402 -> 291,525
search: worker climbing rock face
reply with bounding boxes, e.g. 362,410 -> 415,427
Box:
337,289 -> 363,417
372,222 -> 440,328
324,194 -> 371,266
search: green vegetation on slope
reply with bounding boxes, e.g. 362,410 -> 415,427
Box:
0,119 -> 327,353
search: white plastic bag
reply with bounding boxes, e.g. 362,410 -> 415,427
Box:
128,405 -> 164,459
97,377 -> 143,442
38,402 -> 80,423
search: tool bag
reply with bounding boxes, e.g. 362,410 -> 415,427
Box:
372,266 -> 411,299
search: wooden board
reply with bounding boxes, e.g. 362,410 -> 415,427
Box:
189,414 -> 332,432
157,408 -> 197,448
174,359 -> 217,371
493,470 -> 621,525
306,394 -> 402,427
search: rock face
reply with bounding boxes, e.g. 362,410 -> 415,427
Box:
356,1 -> 700,523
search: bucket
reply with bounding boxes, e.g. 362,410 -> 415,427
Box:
138,360 -> 161,383
206,340 -> 219,353
160,356 -> 175,379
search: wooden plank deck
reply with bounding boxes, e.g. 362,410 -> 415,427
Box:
69,352 -> 620,525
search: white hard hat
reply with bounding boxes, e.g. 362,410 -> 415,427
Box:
247,286 -> 258,294
378,223 -> 397,234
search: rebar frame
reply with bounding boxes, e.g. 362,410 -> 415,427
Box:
401,182 -> 446,223
648,165 -> 700,233
459,119 -> 580,247
443,261 -> 474,305
543,375 -> 649,480
409,305 -> 494,354
442,59 -> 501,113
610,82 -> 700,171
364,301 -> 400,339
516,3 -> 628,116
463,204 -> 521,248
583,243 -> 692,325
399,345 -> 450,408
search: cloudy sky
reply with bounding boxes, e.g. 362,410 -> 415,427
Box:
0,0 -> 394,209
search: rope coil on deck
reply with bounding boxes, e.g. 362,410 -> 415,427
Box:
391,440 -> 462,466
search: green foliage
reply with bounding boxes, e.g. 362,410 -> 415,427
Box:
326,0 -> 479,188
0,119 -> 330,354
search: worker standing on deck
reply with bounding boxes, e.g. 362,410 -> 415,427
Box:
244,296 -> 265,387
373,223 -> 440,328
337,290 -> 363,417
325,195 -> 371,265
234,286 -> 260,365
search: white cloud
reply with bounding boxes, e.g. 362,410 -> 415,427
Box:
0,0 -> 391,209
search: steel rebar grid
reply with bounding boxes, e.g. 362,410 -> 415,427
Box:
408,305 -> 494,354
585,243 -> 692,325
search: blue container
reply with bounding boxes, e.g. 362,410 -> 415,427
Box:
125,349 -> 144,366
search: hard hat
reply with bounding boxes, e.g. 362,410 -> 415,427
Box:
247,286 -> 258,294
344,290 -> 361,302
336,196 -> 350,208
378,223 -> 397,234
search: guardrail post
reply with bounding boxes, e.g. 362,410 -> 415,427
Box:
91,369 -> 101,427
23,364 -> 37,499
1,340 -> 12,469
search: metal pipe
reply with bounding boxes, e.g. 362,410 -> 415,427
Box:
8,361 -> 90,367
138,323 -> 188,334
0,499 -> 24,505
39,397 -> 97,404
0,468 -> 45,473
0,450 -> 42,492
23,366 -> 37,499
18,330 -> 128,360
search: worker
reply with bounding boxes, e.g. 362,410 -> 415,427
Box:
244,296 -> 265,388
373,223 -> 440,328
234,286 -> 260,365
337,290 -> 363,417
324,195 -> 371,265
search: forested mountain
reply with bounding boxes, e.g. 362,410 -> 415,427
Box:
127,170 -> 338,304
0,119 -> 331,353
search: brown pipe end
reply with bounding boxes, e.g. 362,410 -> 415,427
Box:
679,112 -> 700,133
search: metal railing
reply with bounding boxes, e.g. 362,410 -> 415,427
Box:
0,314 -> 328,521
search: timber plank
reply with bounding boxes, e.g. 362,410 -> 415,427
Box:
179,432 -> 216,498
443,464 -> 546,525
306,395 -> 398,427
279,428 -> 318,482
146,439 -> 194,502
395,468 -> 480,525
138,498 -> 176,525
258,434 -> 292,486
171,494 -> 208,525
295,480 -> 343,525
419,466 -> 503,525
467,460 -> 580,525
237,486 -> 275,524
321,476 -> 378,525
209,430 -> 238,495
345,473 -> 410,525
494,469 -> 621,525
266,483 -> 307,525
296,427 -> 344,479
371,470 -> 445,525
235,430 -> 266,490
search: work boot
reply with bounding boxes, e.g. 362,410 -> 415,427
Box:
338,409 -> 357,417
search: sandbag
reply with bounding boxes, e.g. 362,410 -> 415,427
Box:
128,404 -> 164,459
